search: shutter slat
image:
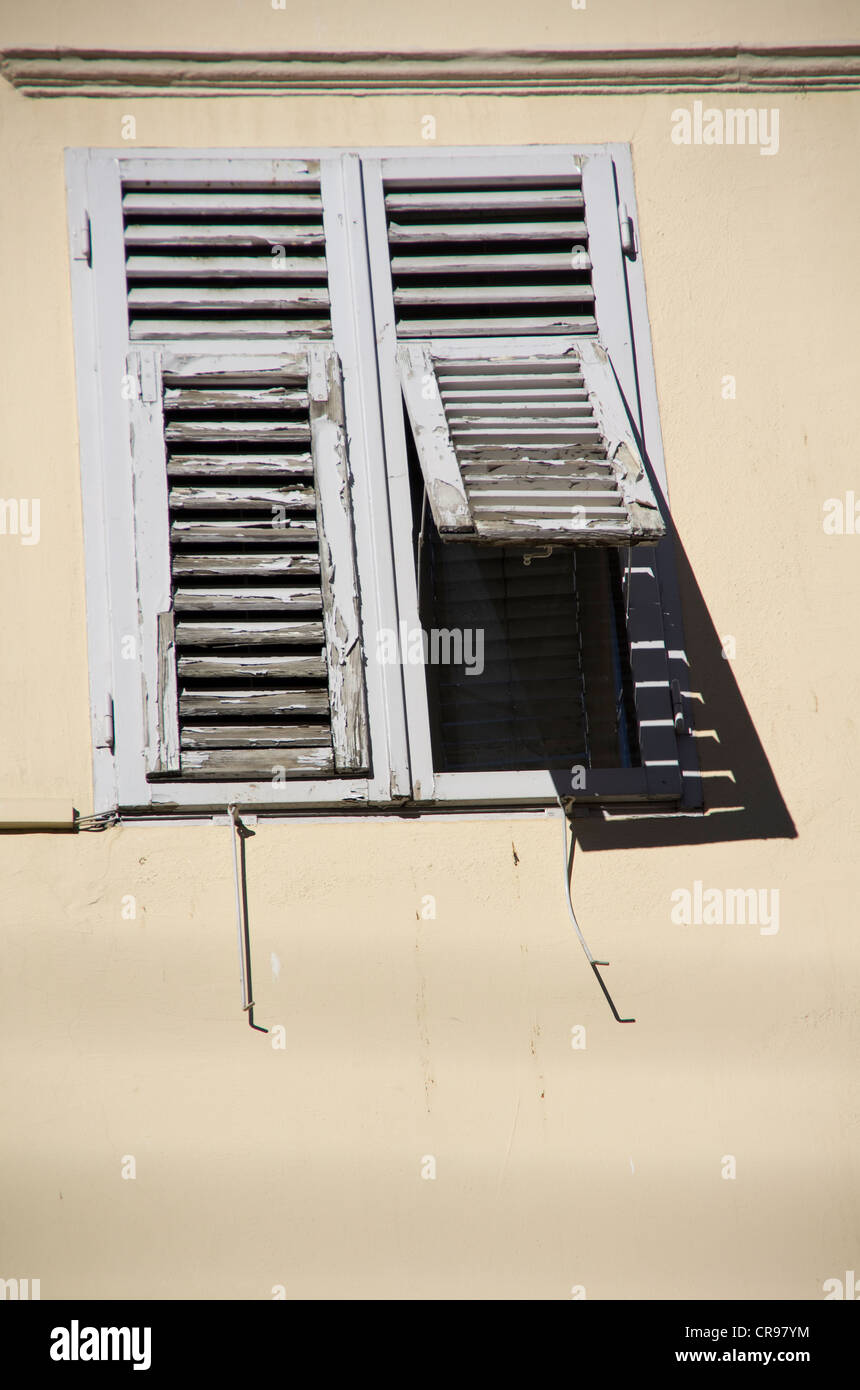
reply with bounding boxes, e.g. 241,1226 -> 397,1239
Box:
387,219 -> 588,244
130,319 -> 332,340
123,191 -> 322,215
175,620 -> 325,647
450,426 -> 604,443
470,490 -> 623,505
437,362 -> 584,378
177,653 -> 326,679
385,189 -> 583,212
128,255 -> 327,280
128,285 -> 330,310
124,222 -> 326,247
163,387 -> 309,410
394,284 -> 594,306
169,484 -> 316,511
475,517 -> 634,542
167,454 -> 314,478
171,520 -> 316,543
181,725 -> 331,749
165,420 -> 310,442
391,252 -> 590,274
446,404 -> 595,419
442,388 -> 590,403
174,586 -> 321,612
180,689 -> 329,718
396,316 -> 597,336
180,748 -> 334,779
455,444 -> 607,460
463,470 -> 614,487
171,552 -> 319,577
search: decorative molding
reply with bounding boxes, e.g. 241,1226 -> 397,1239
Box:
1,46 -> 859,98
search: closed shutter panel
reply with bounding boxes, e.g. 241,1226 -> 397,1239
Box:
398,341 -> 664,545
129,347 -> 369,782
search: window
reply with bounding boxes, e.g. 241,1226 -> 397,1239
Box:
66,145 -> 696,815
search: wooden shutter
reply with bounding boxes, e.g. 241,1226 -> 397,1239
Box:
129,347 -> 369,782
398,340 -> 665,546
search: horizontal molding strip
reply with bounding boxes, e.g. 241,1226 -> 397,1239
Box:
1,47 -> 859,97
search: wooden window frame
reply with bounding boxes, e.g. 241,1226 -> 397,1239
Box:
66,144 -> 699,815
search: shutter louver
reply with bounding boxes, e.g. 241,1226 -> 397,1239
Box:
398,342 -> 665,546
133,348 -> 369,783
385,173 -> 596,338
123,182 -> 331,341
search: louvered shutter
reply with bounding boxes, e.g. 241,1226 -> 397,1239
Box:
128,347 -> 369,782
398,341 -> 664,545
379,156 -> 663,549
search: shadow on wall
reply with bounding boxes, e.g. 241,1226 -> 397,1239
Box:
573,519 -> 797,852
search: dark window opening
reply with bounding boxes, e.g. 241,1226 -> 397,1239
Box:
404,407 -> 640,775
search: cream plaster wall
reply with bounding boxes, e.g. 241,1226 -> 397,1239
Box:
0,0 -> 858,1299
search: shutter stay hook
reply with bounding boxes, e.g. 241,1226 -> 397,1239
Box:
228,804 -> 268,1034
559,802 -> 635,1023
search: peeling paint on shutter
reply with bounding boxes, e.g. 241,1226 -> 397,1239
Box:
398,341 -> 665,546
131,349 -> 369,782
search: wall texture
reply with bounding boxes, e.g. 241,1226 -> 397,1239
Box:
0,0 -> 858,1299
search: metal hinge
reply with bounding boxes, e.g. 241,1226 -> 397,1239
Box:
125,349 -> 160,404
73,214 -> 92,266
670,679 -> 685,734
618,201 -> 636,259
95,695 -> 115,752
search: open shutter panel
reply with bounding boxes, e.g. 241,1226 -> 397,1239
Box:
398,341 -> 665,546
129,347 -> 369,782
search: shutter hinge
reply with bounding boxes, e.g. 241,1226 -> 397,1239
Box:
95,695 -> 115,752
618,201 -> 636,259
126,349 -> 160,404
670,679 -> 685,734
73,214 -> 92,266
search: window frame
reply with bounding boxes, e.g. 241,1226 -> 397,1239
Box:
66,143 -> 699,817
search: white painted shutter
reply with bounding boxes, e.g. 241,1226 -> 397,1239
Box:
129,347 -> 369,782
398,341 -> 665,546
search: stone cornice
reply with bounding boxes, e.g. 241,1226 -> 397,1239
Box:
1,46 -> 859,97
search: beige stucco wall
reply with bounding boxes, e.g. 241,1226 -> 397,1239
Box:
0,0 -> 858,1299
